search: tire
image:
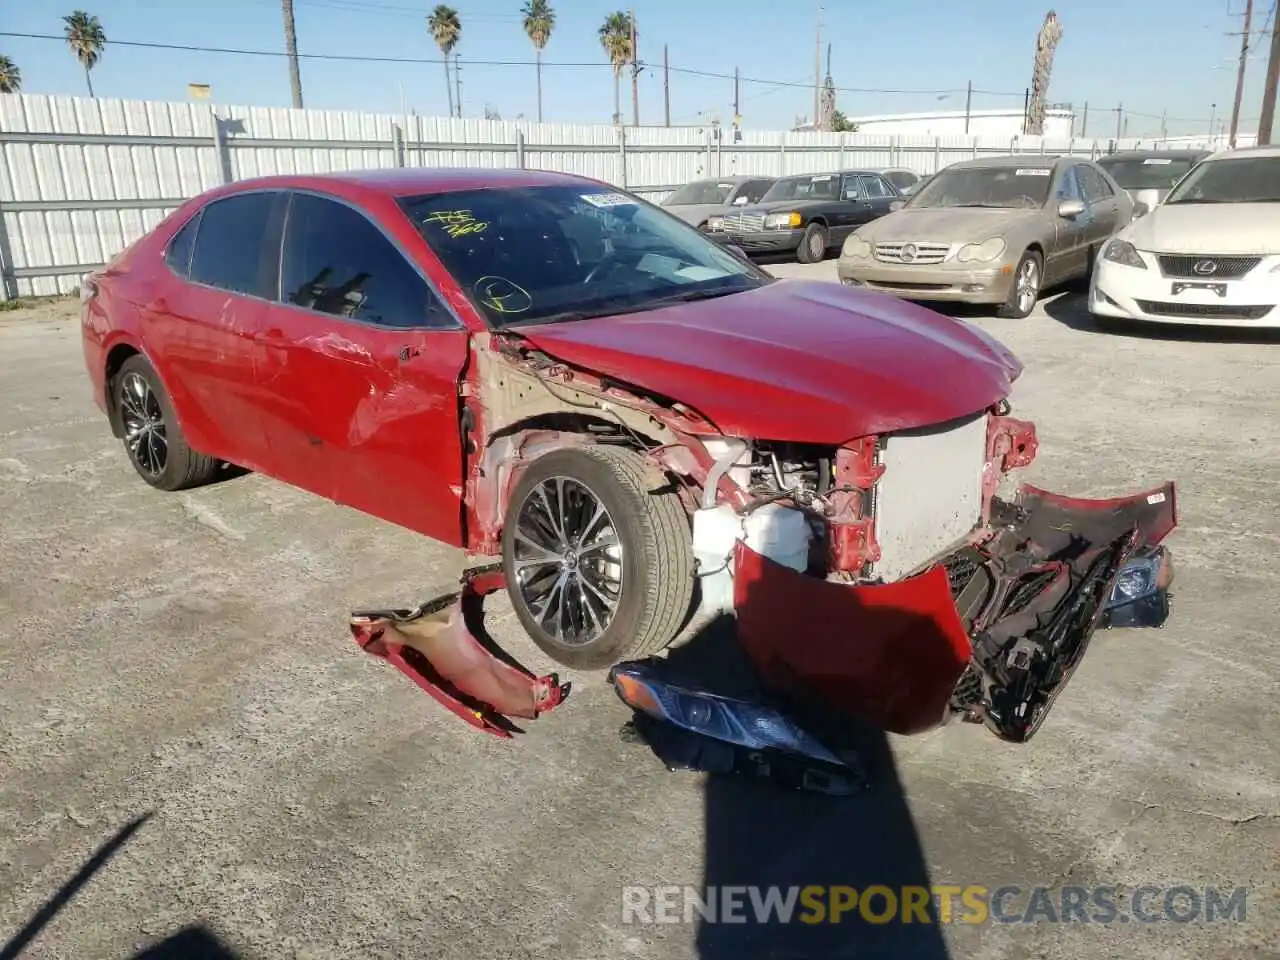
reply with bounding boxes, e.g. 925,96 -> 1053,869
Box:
112,355 -> 220,491
501,445 -> 695,670
796,222 -> 828,264
997,249 -> 1043,319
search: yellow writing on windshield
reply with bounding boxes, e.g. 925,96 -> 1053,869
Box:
423,210 -> 489,238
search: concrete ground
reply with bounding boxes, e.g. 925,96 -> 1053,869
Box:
0,269 -> 1277,960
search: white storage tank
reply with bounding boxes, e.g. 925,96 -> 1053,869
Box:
691,502 -> 811,615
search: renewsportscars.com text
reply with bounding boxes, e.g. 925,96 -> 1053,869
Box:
621,884 -> 1248,925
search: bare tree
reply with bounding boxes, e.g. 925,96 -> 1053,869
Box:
0,55 -> 20,94
63,10 -> 106,98
598,11 -> 632,126
428,5 -> 461,118
282,0 -> 304,108
521,0 -> 555,123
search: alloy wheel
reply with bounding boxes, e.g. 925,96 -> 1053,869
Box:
1016,258 -> 1040,314
119,372 -> 168,477
511,476 -> 623,646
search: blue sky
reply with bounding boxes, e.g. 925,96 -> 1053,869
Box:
2,0 -> 1273,136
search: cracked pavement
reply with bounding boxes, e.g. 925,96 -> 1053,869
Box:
1,275 -> 1278,959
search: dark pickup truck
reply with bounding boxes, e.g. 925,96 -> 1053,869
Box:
702,169 -> 903,262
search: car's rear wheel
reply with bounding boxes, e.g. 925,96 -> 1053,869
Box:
796,222 -> 828,264
113,355 -> 219,491
501,446 -> 695,670
997,249 -> 1043,319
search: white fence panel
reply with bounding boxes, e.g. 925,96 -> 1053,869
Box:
0,92 -> 1224,297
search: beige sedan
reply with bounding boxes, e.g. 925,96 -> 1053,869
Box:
836,155 -> 1132,318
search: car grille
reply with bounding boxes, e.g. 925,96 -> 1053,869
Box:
1134,300 -> 1274,320
1156,254 -> 1261,279
874,241 -> 952,264
720,213 -> 767,232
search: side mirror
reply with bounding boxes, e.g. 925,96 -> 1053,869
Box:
1058,199 -> 1086,219
1133,201 -> 1150,219
732,196 -> 750,205
889,200 -> 905,212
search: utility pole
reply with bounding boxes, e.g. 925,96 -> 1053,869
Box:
1081,101 -> 1088,137
663,44 -> 670,127
1209,102 -> 1217,140
1229,0 -> 1254,147
1115,102 -> 1123,141
281,0 -> 304,108
814,4 -> 823,128
455,54 -> 462,118
1160,108 -> 1167,139
733,67 -> 741,141
1022,87 -> 1030,133
1258,1 -> 1280,144
629,9 -> 640,127
964,79 -> 972,133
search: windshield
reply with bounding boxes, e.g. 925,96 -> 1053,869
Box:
1096,156 -> 1199,191
760,174 -> 840,202
1164,155 -> 1280,204
400,185 -> 771,327
907,165 -> 1054,209
664,180 -> 736,206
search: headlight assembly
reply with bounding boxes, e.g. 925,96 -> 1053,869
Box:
843,234 -> 872,259
706,216 -> 724,232
956,237 -> 1006,263
1103,238 -> 1147,269
764,212 -> 802,229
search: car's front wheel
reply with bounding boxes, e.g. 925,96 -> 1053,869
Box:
796,222 -> 828,264
112,354 -> 220,491
501,446 -> 695,670
997,249 -> 1043,319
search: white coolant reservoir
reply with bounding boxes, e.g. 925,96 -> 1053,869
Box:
691,502 -> 811,615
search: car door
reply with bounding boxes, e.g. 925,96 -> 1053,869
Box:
1078,162 -> 1124,241
140,190 -> 284,470
259,189 -> 469,545
828,173 -> 873,237
857,175 -> 901,221
1047,165 -> 1091,285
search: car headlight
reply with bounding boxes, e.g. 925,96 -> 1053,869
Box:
764,212 -> 802,229
1103,238 -> 1147,269
706,216 -> 725,231
955,237 -> 1006,263
842,234 -> 872,259
610,662 -> 846,766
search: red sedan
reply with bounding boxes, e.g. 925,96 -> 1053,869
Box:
81,168 -> 1177,743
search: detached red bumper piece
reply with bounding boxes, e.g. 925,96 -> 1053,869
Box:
349,566 -> 570,738
733,482 -> 1178,744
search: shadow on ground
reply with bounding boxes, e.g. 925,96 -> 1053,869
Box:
0,812 -> 242,960
638,612 -> 952,960
1043,291 -> 1280,344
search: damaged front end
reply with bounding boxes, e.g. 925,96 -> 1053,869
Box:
732,481 -> 1178,743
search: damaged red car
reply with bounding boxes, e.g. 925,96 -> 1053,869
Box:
81,168 -> 1177,746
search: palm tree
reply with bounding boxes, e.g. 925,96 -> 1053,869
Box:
281,0 -> 304,108
521,0 -> 555,123
598,11 -> 632,126
0,56 -> 20,94
63,11 -> 107,98
428,5 -> 461,118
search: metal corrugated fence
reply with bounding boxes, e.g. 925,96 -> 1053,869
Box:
0,93 -> 1214,298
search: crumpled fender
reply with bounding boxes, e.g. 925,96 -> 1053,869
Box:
349,566 -> 571,737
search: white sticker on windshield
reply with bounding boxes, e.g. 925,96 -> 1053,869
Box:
1015,168 -> 1052,176
1143,158 -> 1173,164
580,192 -> 636,208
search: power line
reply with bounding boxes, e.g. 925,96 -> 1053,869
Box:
0,30 -> 1024,97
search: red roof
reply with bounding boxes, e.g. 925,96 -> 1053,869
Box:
229,166 -> 602,198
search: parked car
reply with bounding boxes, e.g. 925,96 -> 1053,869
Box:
80,168 -> 1176,744
875,167 -> 922,194
1090,144 -> 1280,328
900,172 -> 933,197
703,169 -> 901,262
1095,149 -> 1209,215
659,175 -> 776,229
837,155 -> 1133,318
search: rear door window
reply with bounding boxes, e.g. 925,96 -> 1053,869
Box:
188,192 -> 284,298
280,191 -> 450,329
858,175 -> 895,199
164,212 -> 200,277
